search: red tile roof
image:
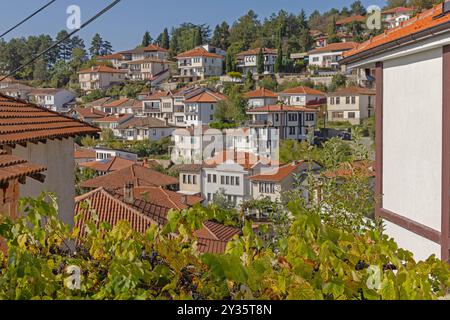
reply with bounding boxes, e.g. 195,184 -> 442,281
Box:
79,156 -> 136,173
344,4 -> 449,59
93,114 -> 131,123
280,86 -> 326,96
0,94 -> 99,145
0,150 -> 46,184
96,53 -> 124,60
205,151 -> 279,170
103,97 -> 130,108
246,105 -> 318,113
244,88 -> 278,99
75,187 -> 236,254
73,107 -> 108,119
237,47 -> 278,56
75,188 -> 157,234
327,86 -> 376,97
144,91 -> 170,100
176,47 -> 224,59
117,117 -> 171,130
74,148 -> 96,160
79,164 -> 178,190
126,58 -> 170,65
142,44 -> 169,53
308,42 -> 359,54
78,65 -> 127,74
249,161 -> 305,182
185,91 -> 226,103
336,15 -> 366,25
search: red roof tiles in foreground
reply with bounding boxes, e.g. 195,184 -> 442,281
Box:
0,150 -> 46,184
79,164 -> 178,190
0,94 -> 100,145
75,187 -> 238,254
344,4 -> 449,59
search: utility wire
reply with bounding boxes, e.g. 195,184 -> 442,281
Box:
0,0 -> 122,82
0,0 -> 57,38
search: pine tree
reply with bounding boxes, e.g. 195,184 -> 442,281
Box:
225,51 -> 234,73
193,27 -> 203,48
89,33 -> 103,57
256,48 -> 264,74
327,16 -> 340,44
142,31 -> 152,47
55,30 -> 72,61
169,28 -> 179,57
101,40 -> 113,56
161,28 -> 170,49
211,25 -> 222,48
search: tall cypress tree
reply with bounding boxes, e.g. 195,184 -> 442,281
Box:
274,43 -> 283,74
161,28 -> 170,49
256,48 -> 264,74
141,31 -> 152,47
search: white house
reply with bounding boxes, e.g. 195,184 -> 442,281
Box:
176,47 -> 224,82
92,114 -> 133,137
307,42 -> 359,70
278,86 -> 326,107
117,117 -> 175,141
243,88 -> 279,108
183,90 -> 226,127
382,7 -> 415,29
126,58 -> 170,84
30,88 -> 75,112
0,93 -> 99,225
93,147 -> 138,162
236,47 -> 278,75
78,65 -> 127,93
247,105 -> 318,141
327,86 -> 376,125
340,2 -> 450,261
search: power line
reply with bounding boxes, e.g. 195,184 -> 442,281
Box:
0,0 -> 57,38
0,0 -> 122,82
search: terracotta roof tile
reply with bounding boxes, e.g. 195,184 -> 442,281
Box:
73,107 -> 108,119
176,47 -> 224,59
308,42 -> 359,55
280,86 -> 326,96
382,7 -> 415,15
344,4 -> 449,59
244,88 -> 278,99
327,86 -> 376,97
185,91 -> 226,103
74,148 -> 96,159
79,157 -> 136,173
78,65 -> 127,74
250,162 -> 305,182
0,150 -> 46,184
117,117 -> 171,130
79,164 -> 178,190
0,94 -> 99,144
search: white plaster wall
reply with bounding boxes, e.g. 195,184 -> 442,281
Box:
12,138 -> 76,226
383,48 -> 442,232
384,220 -> 441,261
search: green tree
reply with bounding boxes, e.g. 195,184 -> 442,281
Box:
89,33 -> 103,57
256,48 -> 264,74
327,16 -> 340,44
141,31 -> 152,47
274,43 -> 283,74
160,28 -> 170,49
350,0 -> 367,15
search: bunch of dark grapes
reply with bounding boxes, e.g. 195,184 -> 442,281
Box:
141,250 -> 159,268
52,262 -> 66,275
178,267 -> 202,299
383,263 -> 397,271
355,260 -> 370,271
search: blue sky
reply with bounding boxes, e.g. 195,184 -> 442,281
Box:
0,0 -> 386,51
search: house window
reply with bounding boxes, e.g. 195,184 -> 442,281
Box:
193,175 -> 197,185
289,127 -> 296,135
207,193 -> 211,201
226,176 -> 230,185
231,176 -> 235,186
336,97 -> 341,104
306,113 -> 315,121
348,112 -> 356,119
288,113 -> 298,122
236,177 -> 240,186
330,97 -> 335,105
346,97 -> 350,104
213,175 -> 217,183
351,96 -> 356,104
221,176 -> 224,185
208,174 -> 211,183
332,111 -> 344,119
183,175 -> 187,184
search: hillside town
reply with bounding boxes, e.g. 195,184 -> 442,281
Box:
1,0 -> 450,302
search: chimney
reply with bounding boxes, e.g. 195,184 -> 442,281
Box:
181,195 -> 188,205
123,183 -> 134,204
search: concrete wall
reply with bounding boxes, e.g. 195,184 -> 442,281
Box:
12,138 -> 76,226
382,47 -> 443,258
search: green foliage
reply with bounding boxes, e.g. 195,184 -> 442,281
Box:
258,76 -> 278,91
214,85 -> 247,125
256,48 -> 264,74
330,74 -> 347,91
